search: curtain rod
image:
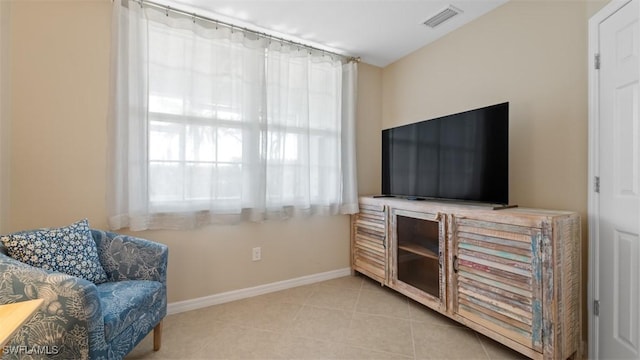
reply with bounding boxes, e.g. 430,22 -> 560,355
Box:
131,0 -> 360,63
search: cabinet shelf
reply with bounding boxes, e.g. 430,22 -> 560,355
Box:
398,243 -> 438,260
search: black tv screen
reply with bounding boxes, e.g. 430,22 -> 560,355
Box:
382,102 -> 509,204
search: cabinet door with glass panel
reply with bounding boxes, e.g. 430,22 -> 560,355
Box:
389,209 -> 446,312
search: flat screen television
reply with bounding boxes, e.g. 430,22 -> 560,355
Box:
382,102 -> 509,205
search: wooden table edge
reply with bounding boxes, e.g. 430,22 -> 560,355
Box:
0,299 -> 45,353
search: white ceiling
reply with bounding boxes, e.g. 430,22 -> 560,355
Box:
168,0 -> 509,67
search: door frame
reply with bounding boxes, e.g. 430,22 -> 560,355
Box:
588,1 -> 637,357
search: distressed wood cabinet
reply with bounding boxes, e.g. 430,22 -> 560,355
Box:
351,202 -> 387,284
350,196 -> 581,360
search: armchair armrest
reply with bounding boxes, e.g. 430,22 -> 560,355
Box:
91,230 -> 168,284
0,253 -> 105,360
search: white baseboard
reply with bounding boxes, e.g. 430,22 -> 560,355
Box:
167,267 -> 352,315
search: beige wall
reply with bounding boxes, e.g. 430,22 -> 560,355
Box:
10,1 -> 111,231
382,0 -> 608,342
7,0 -> 381,303
356,63 -> 382,196
0,1 -> 10,233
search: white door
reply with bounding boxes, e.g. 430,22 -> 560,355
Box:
594,0 -> 640,358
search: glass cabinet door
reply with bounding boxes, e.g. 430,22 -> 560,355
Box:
391,209 -> 445,310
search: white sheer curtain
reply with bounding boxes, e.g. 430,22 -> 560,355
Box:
109,1 -> 358,230
108,0 -> 150,231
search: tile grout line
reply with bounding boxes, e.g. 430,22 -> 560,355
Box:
476,332 -> 491,359
359,281 -> 416,359
334,278 -> 363,352
319,277 -> 363,357
409,315 -> 418,360
290,285 -> 316,322
405,294 -> 418,360
346,277 -> 364,332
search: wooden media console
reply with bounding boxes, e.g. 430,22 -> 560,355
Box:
351,196 -> 581,360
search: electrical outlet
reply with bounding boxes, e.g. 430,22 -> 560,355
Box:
252,247 -> 261,261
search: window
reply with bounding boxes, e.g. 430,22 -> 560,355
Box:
108,2 -> 358,230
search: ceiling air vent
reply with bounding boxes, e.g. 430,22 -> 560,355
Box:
422,5 -> 463,28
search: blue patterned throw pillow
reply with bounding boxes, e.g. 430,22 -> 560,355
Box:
1,219 -> 108,284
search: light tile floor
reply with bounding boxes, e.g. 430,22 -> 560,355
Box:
127,275 -> 527,359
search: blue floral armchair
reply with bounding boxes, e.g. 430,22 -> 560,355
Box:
0,230 -> 168,359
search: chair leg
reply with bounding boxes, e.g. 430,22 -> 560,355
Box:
153,321 -> 163,351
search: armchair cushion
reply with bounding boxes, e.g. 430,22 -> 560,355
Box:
0,219 -> 107,284
98,280 -> 163,342
92,230 -> 167,283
